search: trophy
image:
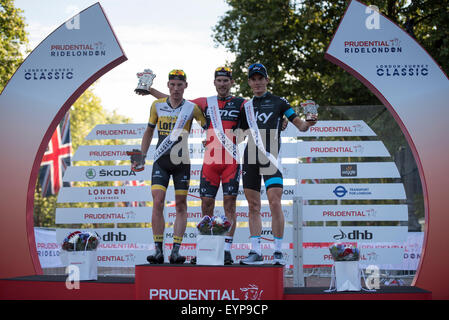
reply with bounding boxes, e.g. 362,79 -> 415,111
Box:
135,69 -> 156,95
300,100 -> 319,121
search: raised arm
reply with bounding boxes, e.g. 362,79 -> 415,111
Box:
148,87 -> 168,99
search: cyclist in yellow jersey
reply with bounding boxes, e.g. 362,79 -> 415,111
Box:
132,69 -> 206,264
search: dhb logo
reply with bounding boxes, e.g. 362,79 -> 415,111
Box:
333,229 -> 373,241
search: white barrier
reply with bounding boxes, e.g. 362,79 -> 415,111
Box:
56,119 -> 410,271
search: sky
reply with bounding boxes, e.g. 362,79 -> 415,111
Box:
15,0 -> 235,123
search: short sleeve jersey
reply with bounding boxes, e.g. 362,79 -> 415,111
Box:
148,98 -> 206,154
242,92 -> 298,156
191,96 -> 246,162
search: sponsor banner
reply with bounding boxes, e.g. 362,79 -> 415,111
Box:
164,226 -> 294,244
297,183 -> 406,200
86,122 -> 206,140
73,142 -> 246,161
297,162 -> 400,179
164,205 -> 294,223
158,242 -> 294,267
96,250 -> 149,267
86,123 -> 148,140
34,227 -> 63,268
55,207 -> 151,224
56,228 -> 152,247
62,165 -> 151,182
298,141 -> 390,157
64,163 -> 297,182
72,144 -> 141,161
283,120 -> 376,137
139,265 -> 283,300
326,1 -> 445,95
73,141 -> 389,161
188,142 -> 247,160
189,163 -> 298,180
303,204 -> 408,221
303,244 -> 404,266
376,232 -> 424,271
57,186 -> 151,203
164,184 -> 298,201
303,226 -> 408,243
36,228 -> 419,269
357,242 -> 406,269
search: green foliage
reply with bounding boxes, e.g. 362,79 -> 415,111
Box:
0,0 -> 28,90
213,0 -> 449,106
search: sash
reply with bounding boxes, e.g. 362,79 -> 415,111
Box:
243,99 -> 279,169
207,96 -> 239,162
153,100 -> 194,162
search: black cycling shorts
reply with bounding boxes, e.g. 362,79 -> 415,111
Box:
242,161 -> 283,192
151,155 -> 190,195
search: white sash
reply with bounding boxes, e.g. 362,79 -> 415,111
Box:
207,96 -> 239,162
153,100 -> 194,162
243,99 -> 279,169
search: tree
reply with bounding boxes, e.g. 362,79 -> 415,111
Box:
0,0 -> 28,90
213,0 -> 449,106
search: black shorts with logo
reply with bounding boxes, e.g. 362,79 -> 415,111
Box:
242,161 -> 283,192
151,154 -> 190,195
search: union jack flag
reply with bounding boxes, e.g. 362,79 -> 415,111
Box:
38,113 -> 71,197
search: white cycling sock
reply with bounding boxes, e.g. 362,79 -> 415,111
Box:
224,236 -> 233,251
274,237 -> 283,253
251,236 -> 262,255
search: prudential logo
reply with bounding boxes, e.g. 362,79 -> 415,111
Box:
333,185 -> 348,198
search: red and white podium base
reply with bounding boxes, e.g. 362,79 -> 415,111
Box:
0,264 -> 431,300
135,264 -> 284,300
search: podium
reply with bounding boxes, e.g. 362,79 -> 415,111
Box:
135,264 -> 284,300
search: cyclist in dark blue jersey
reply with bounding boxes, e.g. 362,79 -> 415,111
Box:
239,63 -> 318,265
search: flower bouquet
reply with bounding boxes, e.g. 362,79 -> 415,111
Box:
196,215 -> 232,235
329,243 -> 360,261
61,230 -> 100,252
60,230 -> 100,280
196,216 -> 231,265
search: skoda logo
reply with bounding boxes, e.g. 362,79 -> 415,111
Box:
85,168 -> 96,179
333,185 -> 348,197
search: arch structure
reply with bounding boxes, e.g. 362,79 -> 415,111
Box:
325,0 -> 449,299
0,3 -> 127,278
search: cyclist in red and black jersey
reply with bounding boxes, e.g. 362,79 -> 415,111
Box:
144,67 -> 246,265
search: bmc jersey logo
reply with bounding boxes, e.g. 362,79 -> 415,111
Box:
219,109 -> 239,119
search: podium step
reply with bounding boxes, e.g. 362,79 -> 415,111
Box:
135,263 -> 284,300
